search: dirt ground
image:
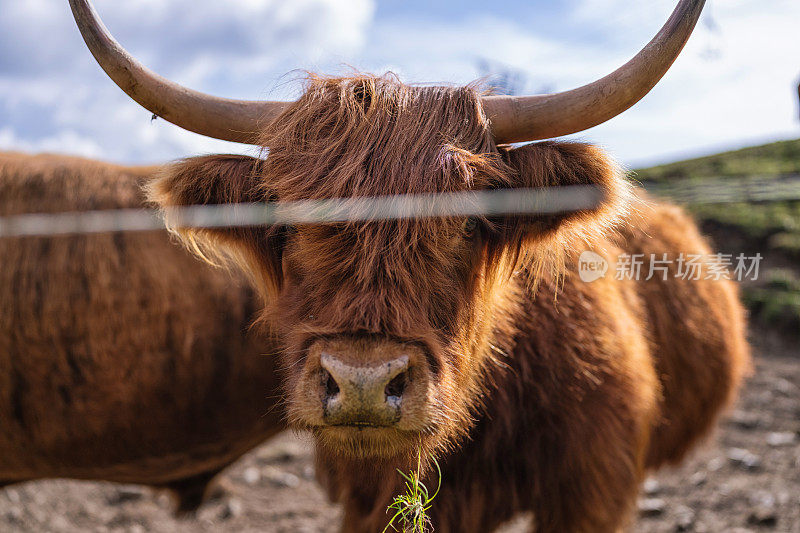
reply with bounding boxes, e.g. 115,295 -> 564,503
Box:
1,327 -> 798,533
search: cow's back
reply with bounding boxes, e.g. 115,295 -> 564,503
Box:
611,193 -> 751,466
0,152 -> 283,484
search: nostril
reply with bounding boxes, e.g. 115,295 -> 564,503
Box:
384,371 -> 408,400
321,369 -> 340,399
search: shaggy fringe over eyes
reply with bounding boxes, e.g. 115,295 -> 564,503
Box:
256,74 -> 537,300
257,73 -> 521,325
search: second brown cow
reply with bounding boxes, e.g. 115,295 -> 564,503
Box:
0,152 -> 284,512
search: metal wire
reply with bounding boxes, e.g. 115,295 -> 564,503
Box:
0,185 -> 604,238
644,175 -> 800,204
1,175 -> 798,239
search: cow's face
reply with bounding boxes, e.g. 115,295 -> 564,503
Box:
271,212 -> 513,459
149,76 -> 625,462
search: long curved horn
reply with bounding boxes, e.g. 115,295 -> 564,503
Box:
484,0 -> 705,144
69,0 -> 289,144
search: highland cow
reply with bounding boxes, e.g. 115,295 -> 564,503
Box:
13,0 -> 754,530
0,152 -> 284,512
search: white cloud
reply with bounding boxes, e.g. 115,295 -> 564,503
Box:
0,127 -> 103,159
0,0 -> 375,163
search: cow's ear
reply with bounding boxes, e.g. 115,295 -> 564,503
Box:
497,141 -> 629,242
147,154 -> 284,296
149,154 -> 265,208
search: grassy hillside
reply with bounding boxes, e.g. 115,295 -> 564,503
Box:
634,139 -> 800,255
634,138 -> 800,335
635,138 -> 800,181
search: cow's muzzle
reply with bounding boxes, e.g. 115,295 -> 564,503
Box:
302,338 -> 430,428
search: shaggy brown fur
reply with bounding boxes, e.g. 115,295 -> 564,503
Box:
148,74 -> 750,531
0,152 -> 284,512
7,70 -> 745,531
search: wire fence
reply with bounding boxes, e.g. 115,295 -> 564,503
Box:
643,174 -> 800,205
0,175 -> 799,239
0,185 -> 603,238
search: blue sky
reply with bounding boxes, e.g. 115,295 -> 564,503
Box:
1,0 -> 799,168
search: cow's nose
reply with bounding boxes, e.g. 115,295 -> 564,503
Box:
320,352 -> 410,426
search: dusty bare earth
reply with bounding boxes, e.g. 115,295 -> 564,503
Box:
1,327 -> 798,533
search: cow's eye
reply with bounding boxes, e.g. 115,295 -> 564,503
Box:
463,217 -> 479,237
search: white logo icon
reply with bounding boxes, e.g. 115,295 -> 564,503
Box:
579,251 -> 608,283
